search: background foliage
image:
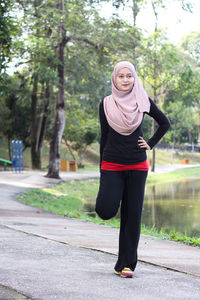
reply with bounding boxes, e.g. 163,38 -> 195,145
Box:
1,0 -> 200,169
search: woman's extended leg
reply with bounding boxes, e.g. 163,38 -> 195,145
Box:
95,170 -> 125,220
115,170 -> 148,272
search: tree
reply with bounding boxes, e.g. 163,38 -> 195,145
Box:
164,101 -> 197,146
112,0 -> 146,65
111,0 -> 193,171
149,0 -> 164,172
0,0 -> 18,74
7,0 -> 197,175
13,0 -> 132,176
46,0 -> 67,178
164,62 -> 200,146
14,0 -> 59,169
46,0 -> 132,177
63,99 -> 98,167
139,33 -> 180,170
0,72 -> 31,158
138,0 -> 190,171
180,31 -> 200,65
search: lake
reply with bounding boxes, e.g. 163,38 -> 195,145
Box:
83,178 -> 200,237
143,179 -> 200,237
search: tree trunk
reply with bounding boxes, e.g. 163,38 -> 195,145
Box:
132,0 -> 140,65
46,2 -> 66,178
64,140 -> 76,161
46,106 -> 65,178
30,1 -> 43,169
171,130 -> 176,164
78,145 -> 87,168
46,57 -> 66,178
36,83 -> 50,168
31,77 -> 50,169
150,0 -> 158,173
8,137 -> 11,161
31,74 -> 41,169
188,129 -> 192,144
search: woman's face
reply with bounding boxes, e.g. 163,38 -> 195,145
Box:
115,67 -> 134,91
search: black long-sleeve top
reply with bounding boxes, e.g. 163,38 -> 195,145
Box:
99,98 -> 170,165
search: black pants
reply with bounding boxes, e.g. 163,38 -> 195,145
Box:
95,169 -> 148,272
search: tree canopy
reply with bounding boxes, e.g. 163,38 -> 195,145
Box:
1,0 -> 199,175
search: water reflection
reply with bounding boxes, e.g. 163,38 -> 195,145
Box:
143,179 -> 200,237
83,179 -> 200,238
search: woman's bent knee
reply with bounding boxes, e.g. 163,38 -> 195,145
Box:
95,204 -> 118,220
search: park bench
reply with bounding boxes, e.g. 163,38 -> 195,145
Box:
0,158 -> 12,170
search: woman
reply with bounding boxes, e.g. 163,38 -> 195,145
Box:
95,61 -> 170,278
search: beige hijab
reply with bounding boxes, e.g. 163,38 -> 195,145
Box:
103,61 -> 150,135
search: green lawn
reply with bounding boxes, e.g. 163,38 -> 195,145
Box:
147,166 -> 200,185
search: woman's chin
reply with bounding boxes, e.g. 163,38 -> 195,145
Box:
121,87 -> 132,91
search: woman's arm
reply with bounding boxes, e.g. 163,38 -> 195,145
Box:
143,98 -> 170,149
99,99 -> 109,166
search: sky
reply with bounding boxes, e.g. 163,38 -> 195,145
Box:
98,0 -> 200,45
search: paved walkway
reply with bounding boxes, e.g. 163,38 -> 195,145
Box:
0,167 -> 200,299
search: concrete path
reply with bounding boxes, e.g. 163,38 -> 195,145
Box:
0,168 -> 200,299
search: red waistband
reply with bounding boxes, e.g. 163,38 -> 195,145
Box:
101,160 -> 149,171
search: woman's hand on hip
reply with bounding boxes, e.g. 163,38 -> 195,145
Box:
138,136 -> 151,150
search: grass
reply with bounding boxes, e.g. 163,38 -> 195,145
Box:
141,225 -> 200,247
18,167 -> 200,248
19,189 -> 84,218
147,148 -> 200,165
147,167 -> 200,185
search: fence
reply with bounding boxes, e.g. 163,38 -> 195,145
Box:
11,140 -> 24,172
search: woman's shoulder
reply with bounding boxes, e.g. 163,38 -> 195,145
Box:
148,97 -> 154,105
99,96 -> 108,109
100,96 -> 108,103
100,98 -> 104,104
99,99 -> 104,112
147,97 -> 160,112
